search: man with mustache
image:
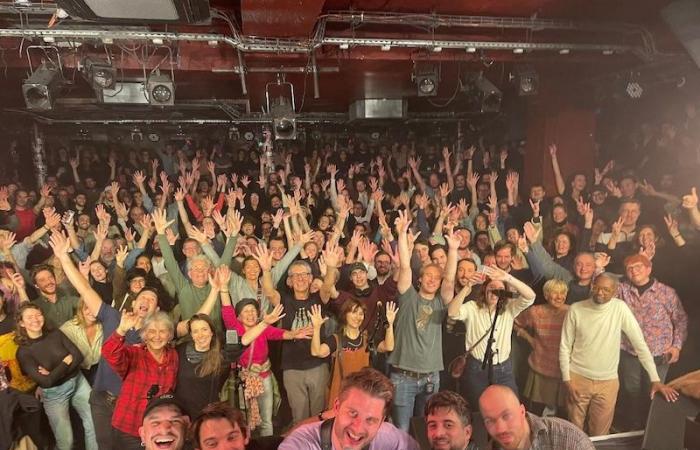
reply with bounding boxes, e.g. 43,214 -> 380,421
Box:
425,391 -> 477,450
479,385 -> 593,450
279,367 -> 419,450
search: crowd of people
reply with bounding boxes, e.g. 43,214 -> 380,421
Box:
0,107 -> 698,450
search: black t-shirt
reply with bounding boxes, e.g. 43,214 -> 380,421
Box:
0,314 -> 14,335
280,292 -> 329,371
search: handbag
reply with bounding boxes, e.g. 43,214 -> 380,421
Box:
448,328 -> 490,379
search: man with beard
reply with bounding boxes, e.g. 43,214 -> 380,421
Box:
190,402 -> 283,450
388,210 -> 459,431
139,394 -> 190,450
479,385 -> 593,450
425,391 -> 477,450
30,264 -> 80,328
559,273 -> 679,436
280,368 -> 419,450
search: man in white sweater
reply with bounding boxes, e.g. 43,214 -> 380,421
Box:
559,273 -> 678,436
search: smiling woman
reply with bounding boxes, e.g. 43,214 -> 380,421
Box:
101,311 -> 179,450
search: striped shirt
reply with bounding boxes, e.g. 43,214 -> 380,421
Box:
516,305 -> 569,378
489,413 -> 594,450
617,279 -> 688,356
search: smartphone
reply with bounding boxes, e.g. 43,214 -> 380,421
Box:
225,329 -> 239,345
62,210 -> 75,224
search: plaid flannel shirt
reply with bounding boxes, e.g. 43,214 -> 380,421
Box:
101,331 -> 178,437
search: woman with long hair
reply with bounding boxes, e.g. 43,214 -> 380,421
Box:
60,298 -> 103,385
447,265 -> 536,408
309,298 -> 397,408
515,279 -> 570,415
101,310 -> 178,450
15,303 -> 98,450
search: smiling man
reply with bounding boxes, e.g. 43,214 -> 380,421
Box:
279,368 -> 419,450
424,391 -> 476,450
479,385 -> 593,450
139,394 -> 190,450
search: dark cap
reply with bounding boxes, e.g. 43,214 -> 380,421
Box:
127,268 -> 148,282
349,262 -> 368,274
235,298 -> 260,317
142,393 -> 187,420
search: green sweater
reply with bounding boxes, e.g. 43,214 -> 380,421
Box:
157,233 -> 236,332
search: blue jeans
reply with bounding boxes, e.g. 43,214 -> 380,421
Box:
390,370 -> 440,431
257,375 -> 274,437
462,357 -> 518,409
42,373 -> 98,450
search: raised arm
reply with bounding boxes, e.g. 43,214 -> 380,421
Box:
49,231 -> 103,318
549,144 -> 566,196
251,243 -> 281,307
682,187 -> 700,229
441,228 -> 460,305
395,209 -> 414,294
309,304 -> 331,358
319,240 -> 342,303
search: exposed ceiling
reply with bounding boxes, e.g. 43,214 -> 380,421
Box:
0,0 -> 692,123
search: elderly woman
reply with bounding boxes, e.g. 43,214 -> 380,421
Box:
515,279 -> 570,415
102,310 -> 178,450
447,265 -> 536,408
60,298 -> 103,385
15,303 -> 98,450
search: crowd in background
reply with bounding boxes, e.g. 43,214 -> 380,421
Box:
0,100 -> 698,450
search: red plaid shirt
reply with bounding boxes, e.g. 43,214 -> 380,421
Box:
102,332 -> 178,437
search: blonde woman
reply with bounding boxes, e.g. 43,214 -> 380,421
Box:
515,279 -> 570,415
60,298 -> 103,385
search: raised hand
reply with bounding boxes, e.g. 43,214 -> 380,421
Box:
187,225 -> 209,245
152,209 -> 174,235
394,209 -> 412,235
482,265 -> 510,282
0,231 -> 16,254
309,304 -> 327,329
664,214 -> 680,236
293,230 -> 314,246
240,175 -> 251,187
132,171 -> 146,187
548,144 -> 558,157
358,239 -> 379,263
124,228 -> 135,244
505,172 -> 519,192
263,304 -> 286,325
517,236 -> 529,254
611,216 -> 625,236
115,245 -> 128,268
117,310 -> 140,334
0,187 -> 10,211
49,231 -> 71,256
594,252 -> 611,271
39,185 -> 52,199
215,265 -> 231,287
164,228 -> 179,246
227,210 -> 242,236
251,243 -> 274,272
93,223 -> 108,242
9,271 -> 26,292
321,240 -> 344,269
467,172 -> 480,189
385,301 -> 398,325
445,227 -> 461,249
439,183 -> 452,199
523,221 -> 540,243
682,187 -> 698,209
465,145 -> 476,160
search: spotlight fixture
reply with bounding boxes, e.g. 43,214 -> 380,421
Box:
339,43 -> 349,50
413,65 -> 439,97
380,44 -> 391,51
82,57 -> 116,90
513,48 -> 524,54
466,47 -> 477,53
512,65 -> 539,96
432,46 -> 443,53
266,80 -> 297,140
146,73 -> 175,105
559,49 -> 570,55
22,63 -> 63,110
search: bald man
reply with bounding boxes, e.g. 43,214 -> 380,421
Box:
479,385 -> 593,450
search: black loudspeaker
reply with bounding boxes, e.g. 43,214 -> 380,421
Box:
642,393 -> 700,450
661,0 -> 700,69
409,412 -> 490,450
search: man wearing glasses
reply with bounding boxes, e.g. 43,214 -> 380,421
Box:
265,259 -> 329,423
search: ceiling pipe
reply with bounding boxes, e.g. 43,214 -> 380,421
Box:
0,27 -> 641,55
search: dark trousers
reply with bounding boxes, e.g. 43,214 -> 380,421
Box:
89,390 -> 116,450
114,428 -> 143,450
461,356 -> 518,409
618,351 -> 669,430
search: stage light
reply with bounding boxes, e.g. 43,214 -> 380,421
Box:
380,44 -> 391,51
559,49 -> 570,55
339,43 -> 349,50
626,82 -> 643,98
83,58 -> 116,90
22,63 -> 63,110
147,73 -> 175,105
466,47 -> 477,53
413,65 -> 439,97
514,65 -> 539,96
